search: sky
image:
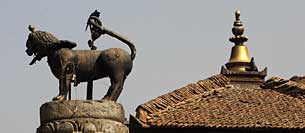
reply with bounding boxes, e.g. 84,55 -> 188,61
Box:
1,0 -> 305,132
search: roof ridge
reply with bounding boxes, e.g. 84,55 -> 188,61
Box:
262,76 -> 305,98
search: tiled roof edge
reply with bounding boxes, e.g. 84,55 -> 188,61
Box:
262,77 -> 305,98
149,123 -> 305,129
137,74 -> 230,118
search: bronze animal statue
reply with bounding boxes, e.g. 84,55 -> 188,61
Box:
25,25 -> 136,101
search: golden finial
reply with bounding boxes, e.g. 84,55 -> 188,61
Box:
235,10 -> 241,21
229,10 -> 248,45
221,10 -> 267,82
28,25 -> 35,33
227,10 -> 251,69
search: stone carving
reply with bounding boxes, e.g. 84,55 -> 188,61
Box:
37,100 -> 129,133
25,24 -> 136,101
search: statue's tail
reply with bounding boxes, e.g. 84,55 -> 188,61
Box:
103,28 -> 136,60
87,16 -> 136,60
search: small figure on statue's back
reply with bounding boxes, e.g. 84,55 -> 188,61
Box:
86,10 -> 103,50
85,10 -> 136,56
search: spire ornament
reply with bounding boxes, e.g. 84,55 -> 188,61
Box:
221,10 -> 267,84
229,10 -> 248,45
227,10 -> 251,64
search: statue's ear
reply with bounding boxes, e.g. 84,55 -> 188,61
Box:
59,40 -> 77,49
49,40 -> 77,49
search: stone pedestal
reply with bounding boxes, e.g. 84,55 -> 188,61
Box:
37,100 -> 128,133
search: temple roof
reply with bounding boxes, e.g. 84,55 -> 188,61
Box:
131,75 -> 305,129
130,11 -> 305,130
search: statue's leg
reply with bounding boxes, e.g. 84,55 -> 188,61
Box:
87,81 -> 93,100
68,88 -> 71,100
103,74 -> 124,101
52,77 -> 67,101
53,64 -> 75,101
113,77 -> 126,101
66,78 -> 72,100
63,64 -> 74,100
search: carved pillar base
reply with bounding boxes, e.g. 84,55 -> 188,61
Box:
37,100 -> 128,133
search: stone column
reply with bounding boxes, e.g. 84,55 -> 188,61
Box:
37,100 -> 128,133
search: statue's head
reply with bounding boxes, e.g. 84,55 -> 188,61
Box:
25,25 -> 59,65
25,25 -> 77,65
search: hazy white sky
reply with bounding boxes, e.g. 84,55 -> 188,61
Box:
1,1 -> 305,132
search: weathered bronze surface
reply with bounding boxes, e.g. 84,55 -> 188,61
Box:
25,24 -> 136,101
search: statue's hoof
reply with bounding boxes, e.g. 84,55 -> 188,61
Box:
102,96 -> 113,101
52,95 -> 65,101
102,96 -> 109,100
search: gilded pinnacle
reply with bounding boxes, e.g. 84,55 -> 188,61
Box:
229,10 -> 248,45
227,10 -> 251,65
235,10 -> 241,21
